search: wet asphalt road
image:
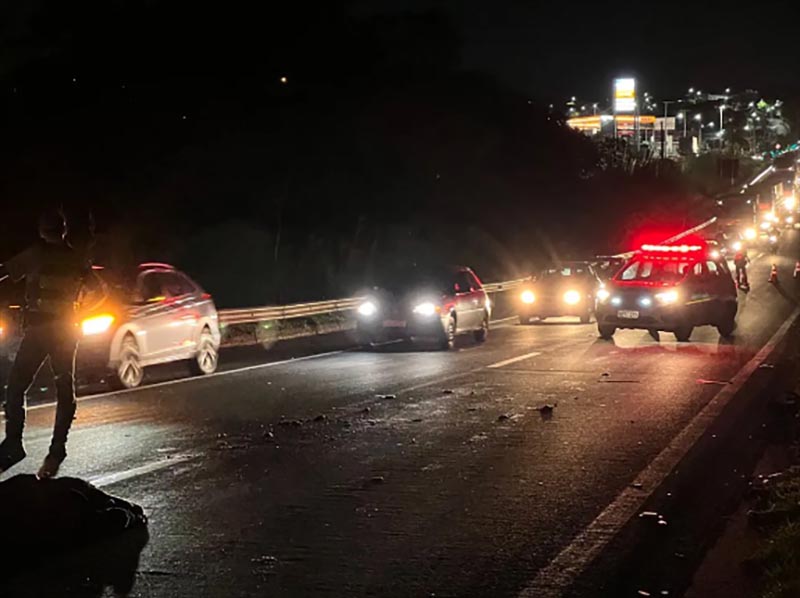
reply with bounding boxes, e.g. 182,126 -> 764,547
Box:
3,234 -> 800,597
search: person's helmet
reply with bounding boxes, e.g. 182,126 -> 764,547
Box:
38,210 -> 67,243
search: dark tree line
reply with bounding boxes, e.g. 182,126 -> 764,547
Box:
0,1 -> 703,306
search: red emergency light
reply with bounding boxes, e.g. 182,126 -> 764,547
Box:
640,244 -> 704,253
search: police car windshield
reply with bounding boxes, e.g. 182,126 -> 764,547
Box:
617,258 -> 692,284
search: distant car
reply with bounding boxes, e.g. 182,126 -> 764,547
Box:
77,263 -> 221,389
595,242 -> 737,342
355,265 -> 490,350
517,262 -> 602,324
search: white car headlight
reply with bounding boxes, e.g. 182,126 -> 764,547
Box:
520,290 -> 536,304
563,290 -> 581,305
732,241 -> 742,251
596,288 -> 610,302
654,290 -> 679,305
639,296 -> 653,307
82,314 -> 115,336
412,302 -> 438,316
357,301 -> 378,317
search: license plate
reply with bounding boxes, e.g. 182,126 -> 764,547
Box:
617,310 -> 640,319
383,320 -> 406,328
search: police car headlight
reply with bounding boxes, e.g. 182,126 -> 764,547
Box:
357,301 -> 378,318
596,288 -> 610,302
412,302 -> 438,316
639,296 -> 653,307
520,290 -> 536,304
82,314 -> 115,336
655,290 -> 680,305
610,296 -> 622,307
563,290 -> 581,305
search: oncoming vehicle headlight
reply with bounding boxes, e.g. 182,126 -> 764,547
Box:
654,290 -> 680,305
520,290 -> 536,304
744,227 -> 757,240
357,301 -> 378,317
82,314 -> 115,336
787,216 -> 794,224
769,235 -> 778,243
710,250 -> 721,259
731,241 -> 742,252
563,290 -> 581,305
412,302 -> 439,316
596,288 -> 610,302
760,221 -> 771,230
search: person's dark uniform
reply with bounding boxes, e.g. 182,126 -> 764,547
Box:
0,212 -> 88,478
734,249 -> 749,288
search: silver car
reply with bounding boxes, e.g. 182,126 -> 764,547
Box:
78,263 -> 221,389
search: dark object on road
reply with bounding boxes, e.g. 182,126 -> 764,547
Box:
538,404 -> 555,420
377,393 -> 397,400
769,263 -> 779,284
0,474 -> 147,551
0,474 -> 148,596
497,413 -> 510,422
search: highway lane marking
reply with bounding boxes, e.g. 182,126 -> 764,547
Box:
24,349 -> 348,413
486,351 -> 542,369
20,321 -> 522,416
519,305 -> 800,598
90,454 -> 196,488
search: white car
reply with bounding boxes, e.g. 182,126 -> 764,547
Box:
78,263 -> 221,389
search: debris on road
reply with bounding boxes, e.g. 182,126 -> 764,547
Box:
377,394 -> 397,400
639,511 -> 659,519
278,419 -> 303,427
442,389 -> 455,395
370,475 -> 385,484
263,431 -> 275,442
411,418 -> 424,423
631,482 -> 644,490
758,363 -> 776,369
537,404 -> 555,419
497,414 -> 510,422
313,414 -> 327,422
697,379 -> 731,385
361,407 -> 371,414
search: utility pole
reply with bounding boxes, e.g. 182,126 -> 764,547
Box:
661,100 -> 674,159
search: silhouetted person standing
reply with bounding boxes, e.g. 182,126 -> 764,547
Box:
0,211 -> 89,478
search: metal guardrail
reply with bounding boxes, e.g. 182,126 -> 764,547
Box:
217,219 -> 719,326
220,298 -> 364,326
219,279 -> 531,326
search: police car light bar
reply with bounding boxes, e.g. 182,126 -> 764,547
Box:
640,244 -> 704,253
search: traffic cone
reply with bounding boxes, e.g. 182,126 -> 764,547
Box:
794,261 -> 800,279
769,264 -> 779,284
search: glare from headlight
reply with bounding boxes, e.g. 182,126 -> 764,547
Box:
520,290 -> 535,304
596,288 -> 610,302
610,297 -> 622,306
744,227 -> 757,240
412,302 -> 438,316
770,235 -> 777,242
710,250 -> 721,259
760,221 -> 771,230
357,301 -> 378,317
732,241 -> 742,251
639,296 -> 652,307
82,314 -> 115,336
563,290 -> 581,305
655,290 -> 679,305
787,216 -> 794,224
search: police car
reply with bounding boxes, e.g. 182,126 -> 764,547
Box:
595,241 -> 737,342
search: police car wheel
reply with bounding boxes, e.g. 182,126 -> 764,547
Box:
597,324 -> 616,340
112,336 -> 144,390
716,318 -> 736,338
674,325 -> 693,342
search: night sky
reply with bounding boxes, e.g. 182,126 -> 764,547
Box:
357,0 -> 800,101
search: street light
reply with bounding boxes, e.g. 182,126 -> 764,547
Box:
677,111 -> 687,137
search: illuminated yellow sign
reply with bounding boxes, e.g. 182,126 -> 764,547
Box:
614,78 -> 637,113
